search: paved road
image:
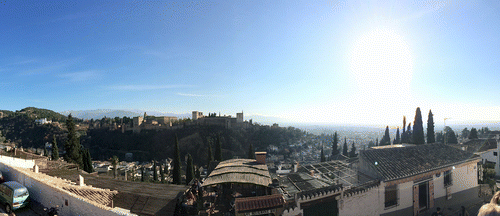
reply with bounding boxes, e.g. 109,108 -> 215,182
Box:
0,202 -> 44,216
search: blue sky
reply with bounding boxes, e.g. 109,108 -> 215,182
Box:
1,0 -> 500,126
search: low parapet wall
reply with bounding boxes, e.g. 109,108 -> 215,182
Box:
0,155 -> 35,169
0,156 -> 136,216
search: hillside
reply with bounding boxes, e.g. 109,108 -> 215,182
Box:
83,124 -> 306,166
0,107 -> 74,148
60,109 -> 191,120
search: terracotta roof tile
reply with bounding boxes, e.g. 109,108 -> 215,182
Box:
235,194 -> 285,212
360,143 -> 479,181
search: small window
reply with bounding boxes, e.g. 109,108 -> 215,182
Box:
385,185 -> 398,208
444,170 -> 453,187
494,152 -> 498,156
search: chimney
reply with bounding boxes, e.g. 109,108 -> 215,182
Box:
294,162 -> 299,172
255,152 -> 267,164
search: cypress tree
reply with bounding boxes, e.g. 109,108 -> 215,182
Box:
395,127 -> 401,144
469,128 -> 478,139
172,134 -> 182,184
186,154 -> 194,185
52,135 -> 59,160
342,137 -> 348,156
349,141 -> 357,158
195,166 -> 201,180
160,165 -> 164,183
331,132 -> 340,159
111,155 -> 119,179
86,149 -> 93,173
407,123 -> 412,141
141,166 -> 145,182
376,138 -> 379,146
320,146 -> 326,162
153,160 -> 158,182
215,134 -> 222,161
207,140 -> 213,169
427,110 -> 435,143
380,126 -> 391,146
82,149 -> 89,172
412,107 -> 425,144
247,143 -> 255,159
64,114 -> 83,167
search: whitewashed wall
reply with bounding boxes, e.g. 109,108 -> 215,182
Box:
479,150 -> 497,164
379,181 -> 413,215
0,158 -> 135,216
0,155 -> 34,169
452,163 -> 478,194
340,185 -> 380,216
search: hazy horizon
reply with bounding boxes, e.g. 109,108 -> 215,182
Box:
2,1 -> 500,126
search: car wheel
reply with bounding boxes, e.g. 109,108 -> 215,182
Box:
5,204 -> 11,213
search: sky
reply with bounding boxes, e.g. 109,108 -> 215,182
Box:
1,0 -> 500,127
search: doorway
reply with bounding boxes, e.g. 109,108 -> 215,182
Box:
418,181 -> 428,210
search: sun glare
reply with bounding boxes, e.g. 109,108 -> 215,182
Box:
349,29 -> 413,98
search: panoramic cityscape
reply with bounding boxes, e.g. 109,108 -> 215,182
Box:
1,1 -> 500,216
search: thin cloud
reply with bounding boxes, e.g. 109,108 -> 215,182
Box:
59,70 -> 101,82
19,58 -> 81,75
109,85 -> 193,91
177,93 -> 223,97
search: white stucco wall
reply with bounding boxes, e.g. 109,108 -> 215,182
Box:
0,155 -> 35,169
341,185 -> 380,216
379,181 -> 413,215
452,163 -> 478,194
0,159 -> 135,216
479,150 -> 497,164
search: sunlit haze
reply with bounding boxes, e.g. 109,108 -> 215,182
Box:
1,1 -> 500,127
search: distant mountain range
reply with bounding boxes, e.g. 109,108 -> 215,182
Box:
59,109 -> 191,120
58,109 -> 290,125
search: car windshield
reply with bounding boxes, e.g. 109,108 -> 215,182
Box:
14,188 -> 28,198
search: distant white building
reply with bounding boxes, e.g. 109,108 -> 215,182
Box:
35,118 -> 52,124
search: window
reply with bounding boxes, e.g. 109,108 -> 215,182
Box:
444,170 -> 453,187
385,185 -> 398,208
494,152 -> 498,156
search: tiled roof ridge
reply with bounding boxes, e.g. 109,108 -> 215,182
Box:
6,164 -> 118,211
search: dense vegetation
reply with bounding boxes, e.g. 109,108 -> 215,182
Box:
83,124 -> 306,166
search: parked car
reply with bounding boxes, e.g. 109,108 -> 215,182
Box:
0,181 -> 30,213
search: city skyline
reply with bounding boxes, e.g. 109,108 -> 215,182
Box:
1,1 -> 500,126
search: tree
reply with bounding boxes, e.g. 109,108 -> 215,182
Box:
172,134 -> 182,185
186,154 -> 194,185
436,131 -> 444,143
375,138 -> 379,146
349,141 -> 357,158
160,164 -> 164,183
141,166 -> 145,182
461,128 -> 470,139
427,110 -> 435,143
111,155 -> 119,179
85,149 -> 93,173
331,132 -> 340,158
207,139 -> 214,169
82,148 -> 89,172
52,135 -> 59,160
43,147 -> 48,157
195,166 -> 201,180
215,134 -> 222,161
153,160 -> 158,182
320,146 -> 326,162
407,123 -> 412,142
412,107 -> 425,144
469,128 -> 478,139
380,126 -> 391,146
247,143 -> 255,159
368,140 -> 375,148
444,126 -> 458,144
64,114 -> 83,167
342,137 -> 348,156
395,127 -> 401,144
